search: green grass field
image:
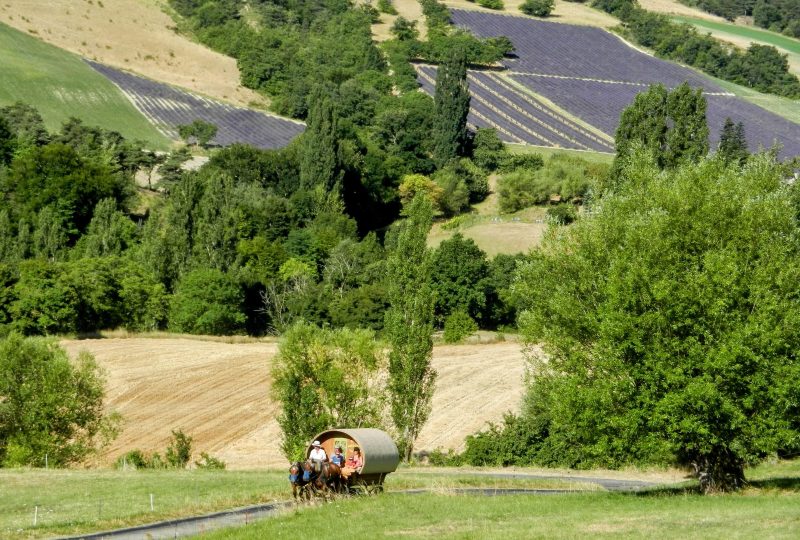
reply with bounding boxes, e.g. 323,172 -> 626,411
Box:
0,23 -> 169,149
672,16 -> 800,56
0,468 -> 584,539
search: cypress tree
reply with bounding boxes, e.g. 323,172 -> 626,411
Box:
300,87 -> 340,191
432,48 -> 470,168
718,117 -> 749,166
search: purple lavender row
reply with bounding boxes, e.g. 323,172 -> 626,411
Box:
450,10 -> 721,92
512,74 -> 800,159
87,61 -> 304,149
471,71 -> 614,152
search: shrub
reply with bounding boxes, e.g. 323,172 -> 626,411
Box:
547,204 -> 577,225
463,413 -> 547,466
497,152 -> 544,173
195,452 -> 227,470
443,310 -> 478,342
426,448 -> 465,466
165,429 -> 193,468
521,0 -> 554,17
377,0 -> 398,14
477,0 -> 504,9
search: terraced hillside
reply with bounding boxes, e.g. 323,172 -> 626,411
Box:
89,62 -> 305,149
60,338 -> 526,469
418,10 -> 800,159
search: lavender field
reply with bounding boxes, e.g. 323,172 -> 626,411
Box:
431,10 -> 800,159
88,61 -> 304,149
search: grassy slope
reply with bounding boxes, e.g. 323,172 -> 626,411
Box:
673,16 -> 800,75
0,22 -> 169,149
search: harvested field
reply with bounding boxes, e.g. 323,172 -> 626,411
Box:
0,0 -> 261,107
60,337 -> 526,469
88,62 -> 304,149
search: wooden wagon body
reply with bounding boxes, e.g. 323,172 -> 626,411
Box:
306,428 -> 399,493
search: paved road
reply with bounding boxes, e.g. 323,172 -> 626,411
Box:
56,474 -> 661,539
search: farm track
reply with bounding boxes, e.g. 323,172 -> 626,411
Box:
56,478 -> 659,539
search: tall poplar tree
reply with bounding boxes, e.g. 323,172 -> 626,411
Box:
717,117 -> 749,166
432,48 -> 470,168
384,194 -> 436,461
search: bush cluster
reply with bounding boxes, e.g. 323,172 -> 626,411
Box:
521,0 -> 555,17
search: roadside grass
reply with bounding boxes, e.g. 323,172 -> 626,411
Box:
507,143 -> 615,163
0,469 -> 287,539
202,489 -> 800,539
0,468 -> 592,539
0,22 -> 169,149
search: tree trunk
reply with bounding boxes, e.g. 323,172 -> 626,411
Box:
692,453 -> 746,493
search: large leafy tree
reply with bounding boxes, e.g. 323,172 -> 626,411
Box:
0,333 -> 118,467
271,321 -> 386,460
432,47 -> 470,167
513,152 -> 800,493
614,83 -> 708,170
429,233 -> 490,325
384,194 -> 436,460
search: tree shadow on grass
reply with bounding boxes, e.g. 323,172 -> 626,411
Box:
746,477 -> 800,491
625,476 -> 800,497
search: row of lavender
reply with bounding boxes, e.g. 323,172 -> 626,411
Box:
451,10 -> 720,91
87,61 -> 304,149
417,65 -> 614,152
450,10 -> 800,160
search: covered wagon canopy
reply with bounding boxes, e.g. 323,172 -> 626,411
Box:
307,428 -> 399,476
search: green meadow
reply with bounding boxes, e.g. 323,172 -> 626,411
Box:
0,22 -> 169,149
672,16 -> 800,57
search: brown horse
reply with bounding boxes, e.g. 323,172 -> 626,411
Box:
302,460 -> 342,500
288,461 -> 313,501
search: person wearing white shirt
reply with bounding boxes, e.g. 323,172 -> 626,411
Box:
309,440 -> 327,472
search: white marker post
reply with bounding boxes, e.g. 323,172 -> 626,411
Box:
150,493 -> 154,512
33,506 -> 38,526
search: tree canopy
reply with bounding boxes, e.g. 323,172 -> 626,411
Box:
512,152 -> 800,492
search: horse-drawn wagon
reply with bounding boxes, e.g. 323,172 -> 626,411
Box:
289,428 -> 400,498
304,428 -> 399,496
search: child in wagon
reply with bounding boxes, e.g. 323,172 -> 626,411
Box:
331,446 -> 345,467
341,446 -> 363,479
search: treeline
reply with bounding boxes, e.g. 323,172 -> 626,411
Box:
593,0 -> 800,98
0,101 -> 525,337
168,0 -> 511,120
680,0 -> 799,37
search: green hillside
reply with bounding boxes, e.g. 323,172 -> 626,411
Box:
0,23 -> 169,149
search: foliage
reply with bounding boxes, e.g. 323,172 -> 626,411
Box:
432,48 -> 471,168
546,203 -> 577,225
165,429 -> 193,468
477,0 -> 505,9
169,268 -> 245,335
176,119 -> 218,148
271,321 -> 386,460
498,153 -> 601,212
521,0 -> 555,16
385,195 -> 436,461
512,152 -> 800,492
195,452 -> 227,470
430,233 -> 490,325
442,310 -> 478,343
717,117 -> 749,166
377,0 -> 398,15
0,334 -> 118,467
614,83 -> 709,172
472,128 -> 506,171
593,0 -> 800,98
463,413 -> 546,466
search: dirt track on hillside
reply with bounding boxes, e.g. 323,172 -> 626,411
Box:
0,0 -> 263,107
61,338 -> 526,469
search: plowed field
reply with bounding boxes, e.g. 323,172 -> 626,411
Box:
61,338 -> 526,469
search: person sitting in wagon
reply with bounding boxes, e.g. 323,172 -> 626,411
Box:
341,446 -> 363,479
330,446 -> 345,467
309,440 -> 327,472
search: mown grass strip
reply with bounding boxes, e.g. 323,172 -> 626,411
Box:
0,23 -> 169,149
672,16 -> 800,56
